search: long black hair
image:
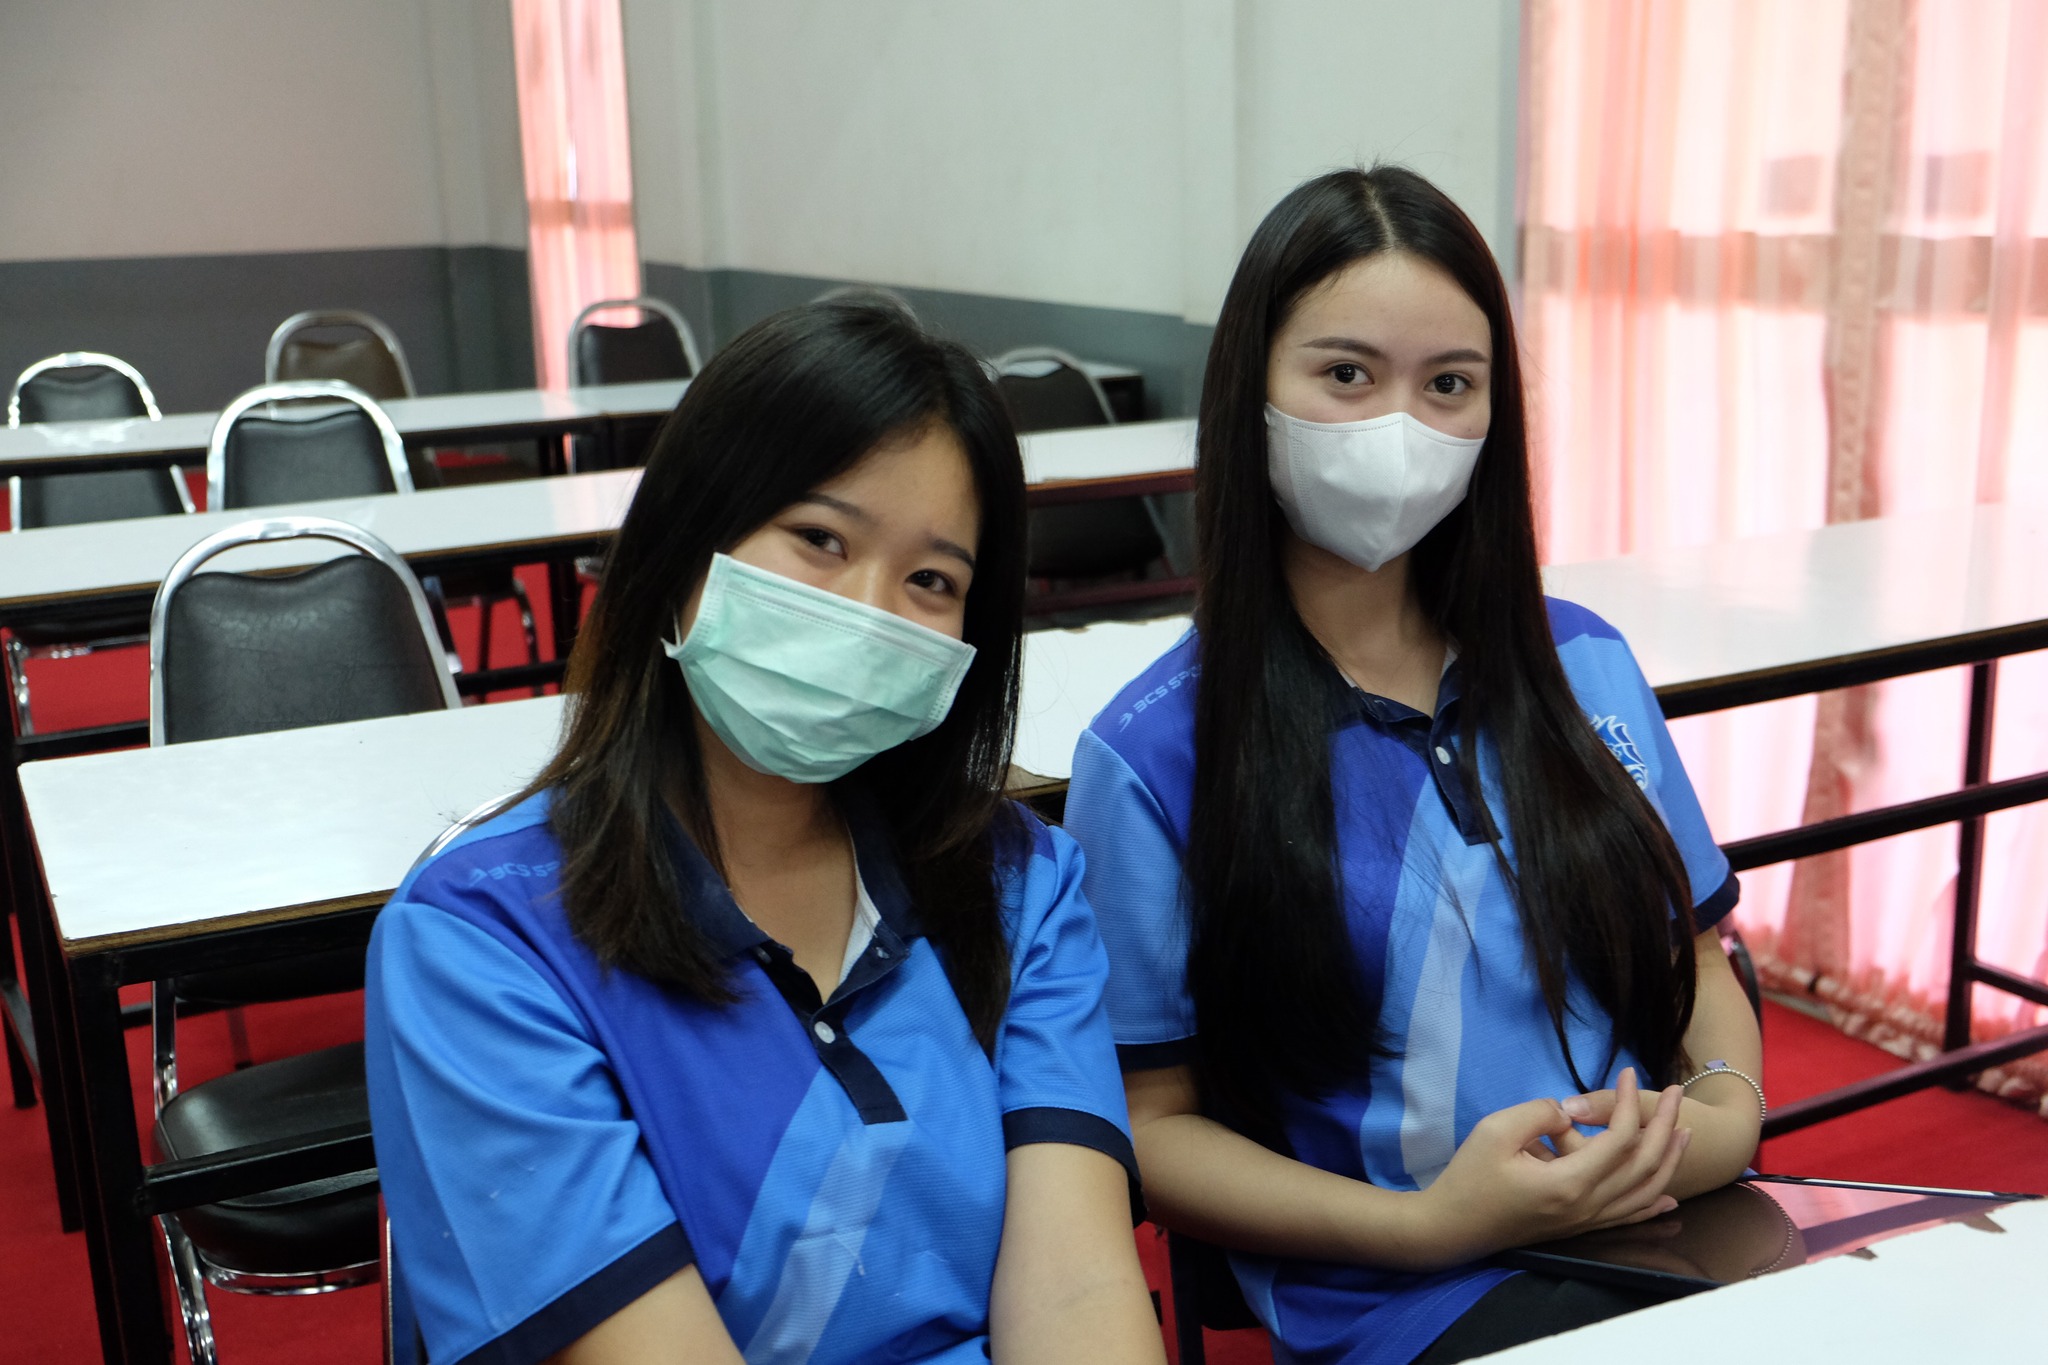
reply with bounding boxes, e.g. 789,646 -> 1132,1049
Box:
1186,167 -> 1697,1141
522,299 -> 1027,1045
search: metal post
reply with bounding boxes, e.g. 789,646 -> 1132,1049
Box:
1944,660 -> 1998,1054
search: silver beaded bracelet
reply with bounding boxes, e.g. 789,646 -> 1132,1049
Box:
1680,1059 -> 1766,1122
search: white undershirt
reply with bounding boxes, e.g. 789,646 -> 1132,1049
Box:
837,865 -> 880,989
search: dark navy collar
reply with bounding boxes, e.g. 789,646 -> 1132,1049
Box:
656,788 -> 925,961
1335,657 -> 1494,847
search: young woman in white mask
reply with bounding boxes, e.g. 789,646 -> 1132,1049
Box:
366,301 -> 1164,1365
1062,168 -> 1763,1362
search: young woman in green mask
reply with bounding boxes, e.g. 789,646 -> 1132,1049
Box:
365,300 -> 1164,1365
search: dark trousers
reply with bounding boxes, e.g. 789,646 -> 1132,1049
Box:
1412,1272 -> 1668,1363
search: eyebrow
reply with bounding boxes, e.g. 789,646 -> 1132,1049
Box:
1300,336 -> 1491,367
794,493 -> 977,571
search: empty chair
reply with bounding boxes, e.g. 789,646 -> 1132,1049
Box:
568,295 -> 703,386
265,311 -> 416,402
992,347 -> 1169,585
147,515 -> 460,1365
568,297 -> 701,471
207,381 -> 412,510
6,353 -> 195,734
265,316 -> 539,674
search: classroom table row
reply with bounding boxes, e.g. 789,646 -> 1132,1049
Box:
12,495 -> 2048,1363
0,362 -> 1146,479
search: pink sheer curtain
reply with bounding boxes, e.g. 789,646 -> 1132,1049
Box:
1523,0 -> 2048,1105
510,0 -> 642,390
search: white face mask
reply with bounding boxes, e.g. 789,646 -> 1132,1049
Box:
1265,404 -> 1485,572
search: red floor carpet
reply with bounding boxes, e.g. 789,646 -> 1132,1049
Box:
6,582 -> 2048,1362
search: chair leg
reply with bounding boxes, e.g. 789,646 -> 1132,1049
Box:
5,636 -> 32,738
477,596 -> 494,678
160,1216 -> 221,1365
4,1003 -> 33,1109
152,983 -> 179,1112
508,578 -> 543,696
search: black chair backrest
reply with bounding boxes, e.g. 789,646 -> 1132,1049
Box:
15,364 -> 152,423
19,470 -> 184,529
159,554 -> 450,745
997,365 -> 1114,434
573,319 -> 692,386
220,407 -> 399,509
276,336 -> 412,401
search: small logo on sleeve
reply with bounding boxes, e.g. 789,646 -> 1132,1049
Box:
1590,715 -> 1651,789
1116,664 -> 1199,733
466,859 -> 562,886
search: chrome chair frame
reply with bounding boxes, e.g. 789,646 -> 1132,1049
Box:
5,353 -> 194,736
264,310 -> 418,396
990,346 -> 1118,425
204,381 -> 413,511
568,294 -> 705,381
144,514 -> 456,1362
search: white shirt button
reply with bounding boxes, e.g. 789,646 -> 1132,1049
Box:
813,1020 -> 837,1045
1435,746 -> 1453,765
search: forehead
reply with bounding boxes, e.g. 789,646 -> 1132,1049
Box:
1280,251 -> 1491,354
813,422 -> 980,531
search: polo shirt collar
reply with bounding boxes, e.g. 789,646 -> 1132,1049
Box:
656,786 -> 926,960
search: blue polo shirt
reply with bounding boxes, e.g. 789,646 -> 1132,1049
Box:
365,790 -> 1135,1365
1063,599 -> 1737,1365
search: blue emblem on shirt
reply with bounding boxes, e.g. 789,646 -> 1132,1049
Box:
1590,714 -> 1651,789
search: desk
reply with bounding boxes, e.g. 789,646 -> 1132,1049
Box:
1488,1195 -> 2048,1361
16,625 -> 1183,1363
0,472 -> 635,1251
0,382 -> 689,480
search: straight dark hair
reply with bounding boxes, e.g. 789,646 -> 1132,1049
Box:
519,300 -> 1027,1045
1187,167 -> 1697,1140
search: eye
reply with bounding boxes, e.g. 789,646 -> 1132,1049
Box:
1329,362 -> 1368,386
1430,373 -> 1471,396
908,568 -> 959,597
793,526 -> 845,556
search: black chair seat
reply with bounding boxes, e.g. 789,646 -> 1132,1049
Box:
154,1042 -> 377,1277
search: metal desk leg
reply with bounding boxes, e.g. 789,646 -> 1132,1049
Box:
0,708 -> 85,1226
1943,660 -> 1999,1055
547,558 -> 583,664
70,950 -> 175,1365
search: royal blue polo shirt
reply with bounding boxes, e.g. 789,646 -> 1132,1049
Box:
1063,599 -> 1738,1365
365,790 -> 1136,1365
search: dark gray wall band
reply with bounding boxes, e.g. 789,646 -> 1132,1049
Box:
2,248 -> 1207,418
0,246 -> 534,413
644,262 -> 1212,419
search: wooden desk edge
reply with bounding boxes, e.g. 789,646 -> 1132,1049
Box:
59,890 -> 391,958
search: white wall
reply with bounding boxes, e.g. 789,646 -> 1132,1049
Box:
0,0 -> 526,263
624,0 -> 1520,325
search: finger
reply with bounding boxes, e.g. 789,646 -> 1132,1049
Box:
1480,1097 -> 1578,1153
1594,1123 -> 1691,1222
1522,1135 -> 1561,1161
1559,1088 -> 1618,1126
1551,1124 -> 1593,1157
1562,1069 -> 1648,1177
1587,1085 -> 1683,1208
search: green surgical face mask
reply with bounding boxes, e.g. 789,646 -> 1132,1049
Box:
664,553 -> 977,784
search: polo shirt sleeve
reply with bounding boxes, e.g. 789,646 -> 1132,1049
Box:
365,897 -> 694,1365
992,822 -> 1139,1190
1062,727 -> 1197,1067
1599,640 -> 1741,934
